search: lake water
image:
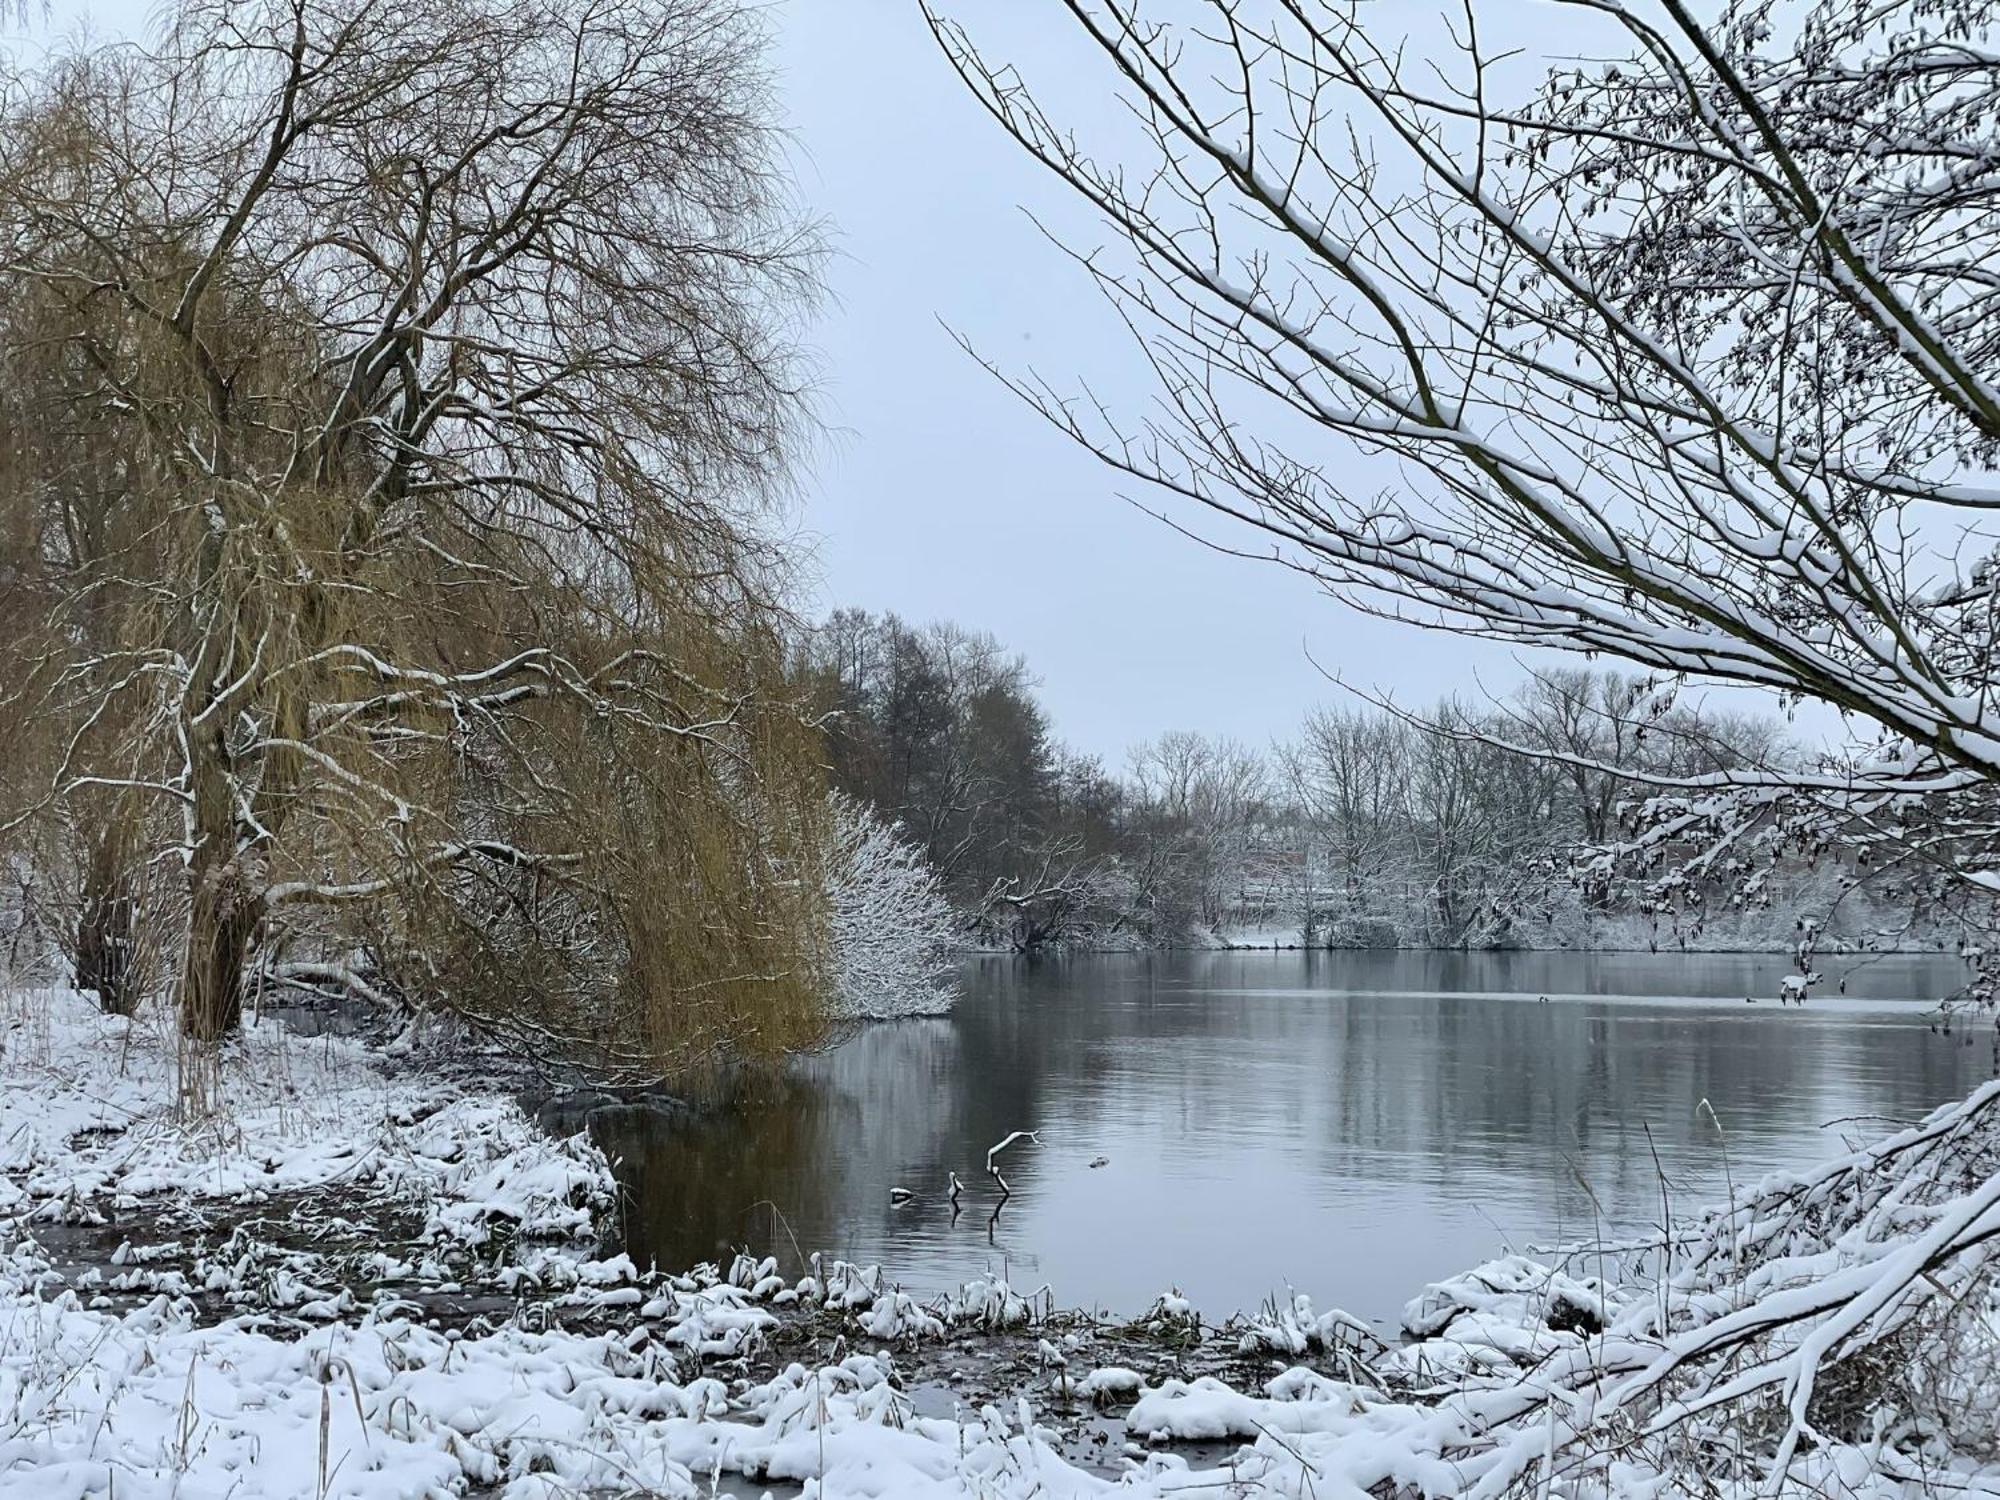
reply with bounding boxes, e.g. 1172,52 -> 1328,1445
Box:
587,950 -> 1993,1326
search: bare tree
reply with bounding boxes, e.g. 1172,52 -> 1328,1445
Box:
1279,707 -> 1410,941
0,0 -> 830,1072
928,0 -> 2000,797
931,0 -> 2000,1486
1125,731 -> 1270,933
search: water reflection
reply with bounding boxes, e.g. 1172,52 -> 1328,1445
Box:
596,950 -> 1991,1323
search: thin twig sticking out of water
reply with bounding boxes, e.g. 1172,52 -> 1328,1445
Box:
1697,1098 -> 1739,1274
1562,1153 -> 1608,1377
742,1199 -> 807,1279
1643,1122 -> 1672,1336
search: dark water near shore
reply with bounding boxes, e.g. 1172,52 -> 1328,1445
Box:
586,950 -> 1993,1325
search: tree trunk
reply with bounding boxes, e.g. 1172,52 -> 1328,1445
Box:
177,569 -> 256,1043
75,828 -> 137,1016
180,861 -> 256,1041
179,722 -> 255,1042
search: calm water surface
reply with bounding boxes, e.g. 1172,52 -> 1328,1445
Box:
590,950 -> 1993,1325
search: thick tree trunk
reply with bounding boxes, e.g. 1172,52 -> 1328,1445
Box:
74,829 -> 137,1016
176,563 -> 259,1044
179,704 -> 257,1042
180,862 -> 256,1042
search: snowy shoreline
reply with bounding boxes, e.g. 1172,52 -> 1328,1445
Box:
4,989 -> 1996,1498
960,937 -> 1956,959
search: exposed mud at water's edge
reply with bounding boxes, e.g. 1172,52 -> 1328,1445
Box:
19,1183 -> 1363,1489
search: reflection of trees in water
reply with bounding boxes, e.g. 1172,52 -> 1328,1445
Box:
798,1018 -> 966,1213
593,1019 -> 965,1275
594,952 -> 1984,1280
1305,972 -> 1982,1234
589,1068 -> 836,1275
598,962 -> 1143,1273
991,951 -> 1983,1242
802,1017 -> 962,1162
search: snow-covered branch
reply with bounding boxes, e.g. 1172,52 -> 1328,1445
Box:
823,794 -> 959,1021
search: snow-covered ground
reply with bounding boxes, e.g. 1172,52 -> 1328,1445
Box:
4,988 -> 1997,1498
0,988 -> 607,1240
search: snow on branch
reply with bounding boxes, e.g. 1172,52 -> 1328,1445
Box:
823,793 -> 960,1021
927,0 -> 2000,782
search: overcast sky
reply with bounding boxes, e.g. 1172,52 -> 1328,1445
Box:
767,1 -> 1574,763
8,0 -> 1826,763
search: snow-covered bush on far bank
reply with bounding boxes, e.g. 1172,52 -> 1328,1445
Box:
825,794 -> 959,1019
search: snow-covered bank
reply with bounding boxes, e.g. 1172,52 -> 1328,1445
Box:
0,988 -> 610,1241
1209,915 -> 1959,956
5,988 -> 1998,1498
1214,934 -> 1955,957
979,920 -> 1959,957
0,1246 -> 1075,1500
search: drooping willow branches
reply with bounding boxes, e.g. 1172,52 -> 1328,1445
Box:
0,0 -> 835,1074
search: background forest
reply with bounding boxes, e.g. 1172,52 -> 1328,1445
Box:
805,610 -> 1935,956
0,0 -> 1974,1088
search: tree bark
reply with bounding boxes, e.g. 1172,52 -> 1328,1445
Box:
180,859 -> 255,1041
178,662 -> 254,1041
74,828 -> 137,1016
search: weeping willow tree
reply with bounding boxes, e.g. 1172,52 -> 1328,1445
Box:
0,259 -> 179,1015
0,0 -> 833,1077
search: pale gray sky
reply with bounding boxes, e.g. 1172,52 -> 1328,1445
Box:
770,1 -> 1859,761
772,0 -> 1539,762
6,0 -> 1825,763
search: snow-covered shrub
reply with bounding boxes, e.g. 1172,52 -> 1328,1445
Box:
824,794 -> 959,1019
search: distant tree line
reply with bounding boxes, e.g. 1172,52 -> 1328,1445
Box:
803,611 -> 1913,952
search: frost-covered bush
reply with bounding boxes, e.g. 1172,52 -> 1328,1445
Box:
824,794 -> 959,1019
